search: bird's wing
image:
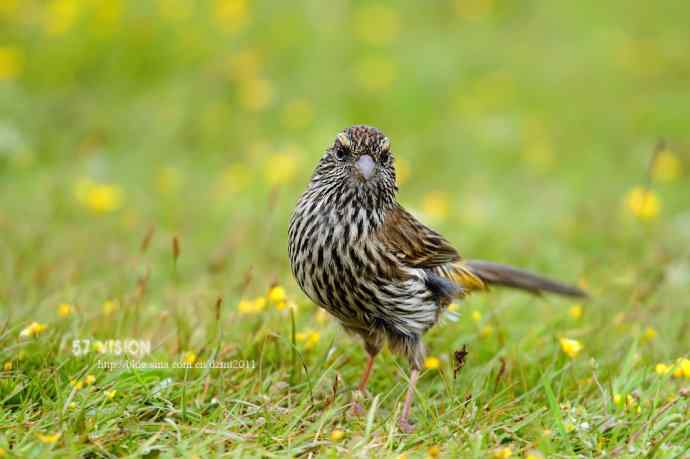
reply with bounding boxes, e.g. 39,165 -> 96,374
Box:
378,205 -> 486,296
378,206 -> 584,300
379,205 -> 461,268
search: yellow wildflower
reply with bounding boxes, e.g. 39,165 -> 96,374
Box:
669,360 -> 681,377
559,337 -> 583,358
267,285 -> 287,305
354,5 -> 400,46
295,329 -> 320,349
214,0 -> 249,33
642,326 -> 657,342
613,393 -> 622,406
471,310 -> 482,322
86,184 -> 123,213
421,191 -> 450,221
276,300 -> 297,312
480,325 -> 494,338
84,374 -> 96,385
237,297 -> 266,315
102,300 -> 118,316
57,303 -> 73,317
673,358 -> 690,379
655,363 -> 671,375
105,389 -> 117,400
427,445 -> 441,458
624,186 -> 660,220
492,446 -> 512,459
652,149 -> 681,182
36,432 -> 61,444
44,0 -> 79,35
254,297 -> 266,311
19,322 -> 47,338
184,352 -> 197,365
90,0 -> 122,32
330,429 -> 344,441
281,99 -> 314,130
0,45 -> 23,80
568,304 -> 583,319
626,394 -> 641,413
264,149 -> 299,185
564,422 -> 576,433
424,356 -> 441,370
0,0 -> 18,16
75,179 -> 124,213
682,358 -> 690,378
3,361 -> 12,371
238,78 -> 273,112
70,379 -> 84,390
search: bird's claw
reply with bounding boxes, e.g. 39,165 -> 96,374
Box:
350,401 -> 366,416
350,388 -> 368,416
398,418 -> 416,433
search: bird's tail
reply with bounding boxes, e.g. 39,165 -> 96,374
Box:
456,260 -> 588,298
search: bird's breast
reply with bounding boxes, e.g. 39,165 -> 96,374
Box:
289,200 -> 386,311
289,194 -> 437,334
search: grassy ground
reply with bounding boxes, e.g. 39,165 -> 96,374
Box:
1,0 -> 690,457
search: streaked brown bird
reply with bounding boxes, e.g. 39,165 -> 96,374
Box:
288,125 -> 586,432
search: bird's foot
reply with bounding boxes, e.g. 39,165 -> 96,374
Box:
350,401 -> 366,416
350,389 -> 368,416
398,418 -> 416,433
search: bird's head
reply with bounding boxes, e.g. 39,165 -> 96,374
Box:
311,125 -> 398,209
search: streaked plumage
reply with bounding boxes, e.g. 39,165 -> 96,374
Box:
288,125 -> 586,431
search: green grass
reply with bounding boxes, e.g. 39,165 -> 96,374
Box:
1,0 -> 690,457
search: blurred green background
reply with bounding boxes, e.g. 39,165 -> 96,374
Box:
2,0 -> 689,301
1,0 -> 690,455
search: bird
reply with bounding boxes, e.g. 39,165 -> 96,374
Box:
288,125 -> 587,432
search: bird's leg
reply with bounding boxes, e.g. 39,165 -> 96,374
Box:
351,352 -> 376,416
398,368 -> 419,433
351,334 -> 382,416
357,353 -> 376,392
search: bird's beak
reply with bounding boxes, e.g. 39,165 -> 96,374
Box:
355,155 -> 375,180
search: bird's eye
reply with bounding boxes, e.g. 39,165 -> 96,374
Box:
334,147 -> 348,161
379,150 -> 390,163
